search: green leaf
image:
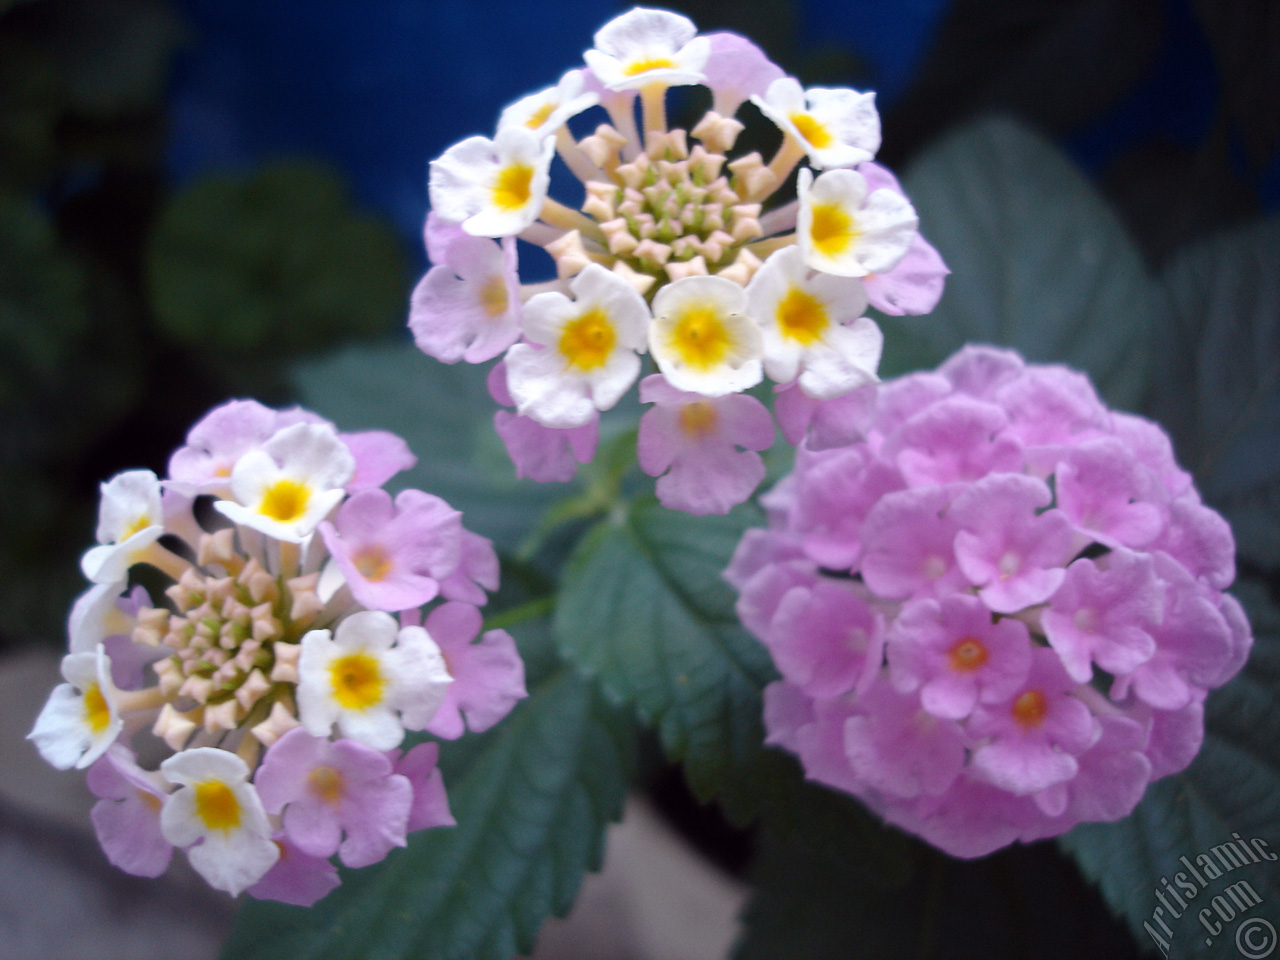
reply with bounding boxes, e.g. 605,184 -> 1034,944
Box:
148,162 -> 406,359
1060,579 -> 1280,959
290,342 -> 578,552
1148,217 -> 1280,566
555,498 -> 779,816
224,620 -> 635,960
553,495 -> 910,881
881,117 -> 1156,409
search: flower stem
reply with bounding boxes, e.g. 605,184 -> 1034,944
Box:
640,82 -> 668,136
556,125 -> 604,184
540,198 -> 606,242
765,136 -> 807,193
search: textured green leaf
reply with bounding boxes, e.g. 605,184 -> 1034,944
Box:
881,117 -> 1156,409
290,342 -> 578,552
224,621 -> 635,960
1060,580 -> 1280,959
1148,217 -> 1280,566
148,162 -> 406,357
553,495 -> 909,873
555,498 -> 777,815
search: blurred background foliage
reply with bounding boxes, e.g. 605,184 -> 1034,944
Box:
2,0 -> 1278,957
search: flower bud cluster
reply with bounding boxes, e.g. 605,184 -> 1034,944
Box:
413,7 -> 950,515
727,346 -> 1253,857
30,400 -> 526,901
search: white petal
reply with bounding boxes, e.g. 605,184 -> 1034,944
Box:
797,316 -> 884,400
187,828 -> 279,896
296,630 -> 340,736
504,343 -> 600,429
264,423 -> 356,491
160,745 -> 252,787
389,626 -> 454,729
428,136 -> 499,222
336,704 -> 404,751
520,290 -> 581,347
852,188 -> 919,274
317,557 -> 347,604
334,610 -> 399,651
68,580 -> 130,653
96,469 -> 162,544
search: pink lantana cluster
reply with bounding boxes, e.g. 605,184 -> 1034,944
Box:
29,400 -> 526,902
411,7 -> 948,516
727,346 -> 1253,857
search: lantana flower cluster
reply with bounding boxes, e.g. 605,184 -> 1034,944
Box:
727,346 -> 1253,857
29,401 -> 526,901
413,6 -> 948,515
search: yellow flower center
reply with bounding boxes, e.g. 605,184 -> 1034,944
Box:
776,286 -> 829,345
480,276 -> 509,318
948,637 -> 988,673
790,112 -> 833,149
1012,690 -> 1048,729
330,651 -> 385,711
492,163 -> 534,212
121,514 -> 152,540
525,101 -> 557,129
559,307 -> 617,371
194,780 -> 241,831
679,401 -> 719,438
260,478 -> 311,523
353,546 -> 393,582
82,682 -> 111,734
308,766 -> 346,806
809,202 -> 859,258
666,304 -> 732,371
624,56 -> 676,76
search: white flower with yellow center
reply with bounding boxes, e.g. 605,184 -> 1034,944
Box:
797,166 -> 918,278
746,247 -> 883,399
498,69 -> 599,139
504,263 -> 650,429
297,610 -> 453,751
215,422 -> 355,543
159,748 -> 279,895
752,77 -> 881,169
650,275 -> 764,396
80,470 -> 164,583
29,645 -> 122,770
429,127 -> 555,238
583,7 -> 710,90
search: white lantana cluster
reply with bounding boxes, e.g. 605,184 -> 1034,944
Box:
29,401 -> 526,902
413,7 -> 948,515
